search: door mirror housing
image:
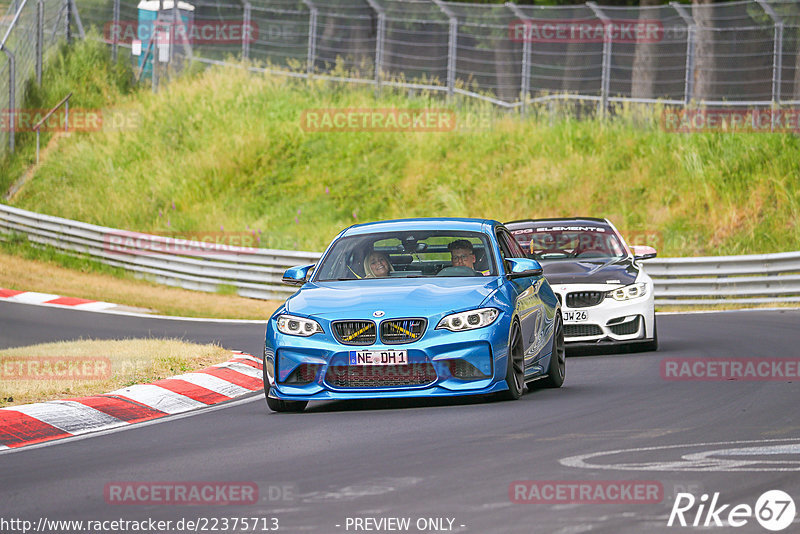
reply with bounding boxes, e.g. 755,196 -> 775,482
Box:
505,257 -> 543,279
282,264 -> 315,286
631,245 -> 657,261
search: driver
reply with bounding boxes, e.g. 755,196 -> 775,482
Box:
448,239 -> 477,271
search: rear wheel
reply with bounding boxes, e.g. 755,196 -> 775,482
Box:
262,356 -> 307,413
541,314 -> 565,388
499,321 -> 525,400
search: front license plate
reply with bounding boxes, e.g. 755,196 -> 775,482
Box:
563,311 -> 588,323
349,350 -> 408,365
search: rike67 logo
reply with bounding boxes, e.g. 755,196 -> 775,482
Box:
668,490 -> 795,531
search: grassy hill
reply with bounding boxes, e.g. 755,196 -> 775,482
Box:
5,42 -> 800,257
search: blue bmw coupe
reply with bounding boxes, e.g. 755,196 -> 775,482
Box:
263,218 -> 564,412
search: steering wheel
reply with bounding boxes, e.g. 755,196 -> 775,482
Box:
437,266 -> 480,277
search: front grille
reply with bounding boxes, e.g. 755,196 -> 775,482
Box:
325,364 -> 437,388
380,318 -> 426,344
609,316 -> 641,335
564,324 -> 603,337
566,291 -> 606,308
333,320 -> 377,345
282,363 -> 319,385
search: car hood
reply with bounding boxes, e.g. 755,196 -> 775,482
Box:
542,258 -> 638,286
287,277 -> 503,318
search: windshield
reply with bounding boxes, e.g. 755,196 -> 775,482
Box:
510,225 -> 627,261
313,230 -> 497,281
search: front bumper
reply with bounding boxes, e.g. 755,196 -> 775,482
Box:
552,286 -> 655,344
265,322 -> 513,402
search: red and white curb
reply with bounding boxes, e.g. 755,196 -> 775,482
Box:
0,351 -> 263,450
0,288 -> 119,312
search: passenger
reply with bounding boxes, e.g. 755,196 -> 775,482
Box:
364,251 -> 393,278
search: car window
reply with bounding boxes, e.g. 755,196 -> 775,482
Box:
313,230 -> 497,280
510,224 -> 626,261
498,228 -> 527,258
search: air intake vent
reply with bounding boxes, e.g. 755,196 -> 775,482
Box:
325,364 -> 437,388
333,321 -> 377,346
564,324 -> 603,337
609,316 -> 641,335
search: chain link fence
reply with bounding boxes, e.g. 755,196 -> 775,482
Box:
0,0 -> 81,157
2,0 -> 800,158
75,0 -> 800,108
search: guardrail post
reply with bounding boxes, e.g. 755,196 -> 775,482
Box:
242,1 -> 251,61
432,0 -> 458,100
506,2 -> 530,115
365,0 -> 385,92
301,0 -> 318,78
36,0 -> 44,85
587,2 -> 611,118
671,2 -> 695,107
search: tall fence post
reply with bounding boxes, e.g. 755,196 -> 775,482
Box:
65,0 -> 71,43
36,0 -> 44,85
671,2 -> 695,107
365,0 -> 385,91
3,49 -> 15,154
506,2 -> 530,115
242,1 -> 251,61
756,0 -> 783,112
432,0 -> 458,99
112,0 -> 120,62
587,2 -> 611,117
301,0 -> 317,78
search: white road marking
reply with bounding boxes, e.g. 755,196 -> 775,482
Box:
560,438 -> 800,472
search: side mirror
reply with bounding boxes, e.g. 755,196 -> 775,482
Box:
505,257 -> 543,279
282,264 -> 315,286
631,245 -> 657,261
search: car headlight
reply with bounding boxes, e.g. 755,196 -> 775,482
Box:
436,308 -> 499,332
608,283 -> 648,301
276,314 -> 323,337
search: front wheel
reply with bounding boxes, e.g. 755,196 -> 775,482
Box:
540,314 -> 565,388
262,356 -> 307,413
498,321 -> 525,400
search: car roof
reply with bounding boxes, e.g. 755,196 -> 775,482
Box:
340,217 -> 501,237
505,217 -> 611,229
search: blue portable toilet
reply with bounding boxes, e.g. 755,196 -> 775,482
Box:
137,1 -> 195,78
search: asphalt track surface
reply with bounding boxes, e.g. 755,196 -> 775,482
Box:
1,300 -> 799,534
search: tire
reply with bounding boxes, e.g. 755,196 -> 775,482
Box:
540,314 -> 565,388
262,356 -> 307,413
498,321 -> 525,400
638,315 -> 659,352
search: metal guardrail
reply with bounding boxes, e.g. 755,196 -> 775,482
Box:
1,203 -> 799,306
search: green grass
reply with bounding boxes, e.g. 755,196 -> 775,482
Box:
0,34 -> 134,195
5,55 -> 800,257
